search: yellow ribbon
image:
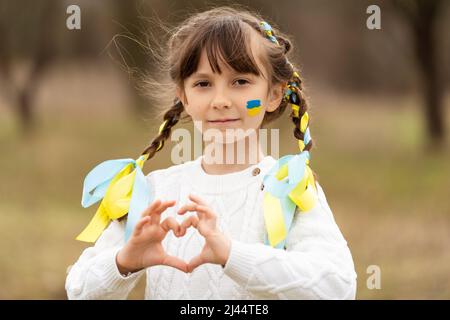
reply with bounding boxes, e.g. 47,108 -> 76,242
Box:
291,104 -> 299,117
263,192 -> 286,246
156,120 -> 168,152
287,165 -> 317,212
300,112 -> 309,133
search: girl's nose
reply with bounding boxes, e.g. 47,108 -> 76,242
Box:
211,90 -> 231,110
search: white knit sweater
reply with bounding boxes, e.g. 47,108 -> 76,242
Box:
66,155 -> 357,300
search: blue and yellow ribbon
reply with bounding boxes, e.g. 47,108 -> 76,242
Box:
77,122 -> 168,243
260,21 -> 279,45
262,118 -> 316,248
77,154 -> 152,243
262,150 -> 317,249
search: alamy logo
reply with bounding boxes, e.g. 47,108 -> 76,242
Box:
366,5 -> 381,30
366,265 -> 381,290
169,121 -> 280,165
66,5 -> 81,30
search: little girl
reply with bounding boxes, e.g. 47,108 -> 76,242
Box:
66,6 -> 357,300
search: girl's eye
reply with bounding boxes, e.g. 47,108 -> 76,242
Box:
194,79 -> 249,88
235,79 -> 249,86
195,81 -> 210,88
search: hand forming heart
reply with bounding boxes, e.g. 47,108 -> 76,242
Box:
116,195 -> 231,275
177,194 -> 231,273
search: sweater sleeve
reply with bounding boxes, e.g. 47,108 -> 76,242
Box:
65,220 -> 146,300
222,183 -> 357,300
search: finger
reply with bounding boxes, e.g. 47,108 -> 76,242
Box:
188,255 -> 205,273
178,204 -> 208,221
154,200 -> 176,215
160,216 -> 180,235
140,199 -> 162,218
150,200 -> 176,224
195,205 -> 216,221
162,255 -> 188,273
133,216 -> 151,237
177,203 -> 198,215
186,195 -> 214,219
194,205 -> 210,215
178,203 -> 206,221
188,194 -> 208,206
178,215 -> 199,237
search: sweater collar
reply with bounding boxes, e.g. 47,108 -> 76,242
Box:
186,155 -> 276,194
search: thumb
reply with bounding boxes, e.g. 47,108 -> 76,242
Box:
187,254 -> 204,273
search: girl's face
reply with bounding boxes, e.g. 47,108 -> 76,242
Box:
177,35 -> 284,143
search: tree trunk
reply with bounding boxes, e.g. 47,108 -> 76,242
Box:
413,1 -> 445,148
18,85 -> 34,135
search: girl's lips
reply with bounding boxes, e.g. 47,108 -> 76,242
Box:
208,119 -> 240,125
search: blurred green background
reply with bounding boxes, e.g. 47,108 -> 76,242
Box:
0,0 -> 449,299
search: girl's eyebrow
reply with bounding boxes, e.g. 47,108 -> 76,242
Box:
191,72 -> 211,79
191,71 -> 253,79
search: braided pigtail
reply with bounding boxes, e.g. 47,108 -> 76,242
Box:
77,98 -> 184,242
284,69 -> 313,153
257,19 -> 318,249
115,99 -> 184,223
259,21 -> 313,154
141,99 -> 184,160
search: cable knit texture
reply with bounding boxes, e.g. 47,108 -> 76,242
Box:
66,155 -> 357,300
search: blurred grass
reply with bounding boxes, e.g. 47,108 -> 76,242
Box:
0,90 -> 449,299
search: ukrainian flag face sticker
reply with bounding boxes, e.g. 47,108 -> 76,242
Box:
246,99 -> 262,116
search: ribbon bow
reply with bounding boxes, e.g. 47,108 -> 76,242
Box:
262,148 -> 317,249
260,21 -> 279,45
76,154 -> 152,243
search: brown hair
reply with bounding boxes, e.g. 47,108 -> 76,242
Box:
141,5 -> 313,161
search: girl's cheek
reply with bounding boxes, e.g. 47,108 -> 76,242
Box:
246,99 -> 262,117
